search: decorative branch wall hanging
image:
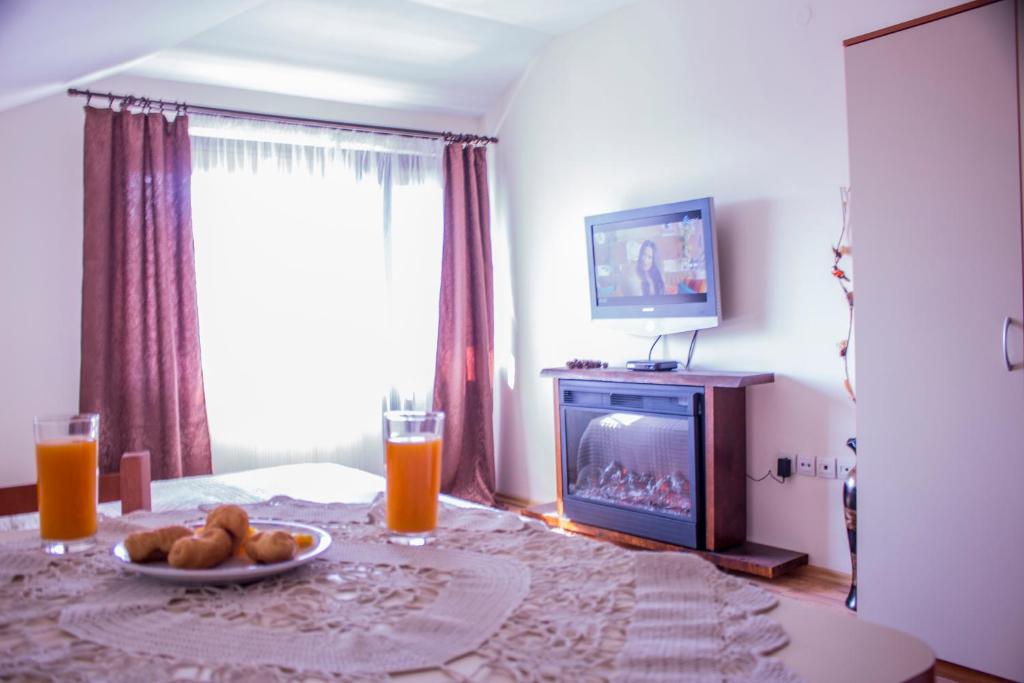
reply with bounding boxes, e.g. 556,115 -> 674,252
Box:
832,187 -> 855,403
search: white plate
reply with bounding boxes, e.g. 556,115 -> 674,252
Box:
112,520 -> 332,584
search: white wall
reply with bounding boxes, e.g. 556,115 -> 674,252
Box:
0,74 -> 479,487
486,0 -> 952,571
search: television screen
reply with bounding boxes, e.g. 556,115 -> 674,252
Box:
585,197 -> 720,332
591,211 -> 708,306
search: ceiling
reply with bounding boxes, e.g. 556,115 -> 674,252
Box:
0,0 -> 265,111
0,0 -> 640,116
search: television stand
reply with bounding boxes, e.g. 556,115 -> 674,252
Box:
535,366 -> 808,579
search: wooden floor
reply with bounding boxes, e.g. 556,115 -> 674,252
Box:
739,563 -> 854,614
933,661 -> 1017,683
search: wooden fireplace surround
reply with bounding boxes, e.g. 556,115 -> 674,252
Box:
529,367 -> 808,578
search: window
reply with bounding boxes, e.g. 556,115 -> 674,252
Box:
189,115 -> 443,475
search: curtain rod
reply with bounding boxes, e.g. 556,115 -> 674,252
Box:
66,88 -> 497,145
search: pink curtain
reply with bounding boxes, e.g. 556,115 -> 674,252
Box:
433,144 -> 496,506
80,107 -> 212,480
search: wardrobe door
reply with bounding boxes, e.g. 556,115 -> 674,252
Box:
846,1 -> 1024,679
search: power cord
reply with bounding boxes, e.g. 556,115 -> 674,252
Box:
684,329 -> 699,370
647,335 -> 662,361
647,331 -> 699,368
747,470 -> 785,484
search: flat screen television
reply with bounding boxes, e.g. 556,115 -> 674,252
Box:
585,197 -> 721,335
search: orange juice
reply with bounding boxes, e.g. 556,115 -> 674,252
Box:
385,436 -> 442,533
36,438 -> 98,540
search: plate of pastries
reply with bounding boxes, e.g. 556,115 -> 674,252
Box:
113,504 -> 332,584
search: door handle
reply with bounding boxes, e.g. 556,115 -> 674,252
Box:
1004,316 -> 1015,371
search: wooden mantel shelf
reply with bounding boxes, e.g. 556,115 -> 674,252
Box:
540,366 -> 775,389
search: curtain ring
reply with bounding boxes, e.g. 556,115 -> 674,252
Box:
85,92 -> 92,107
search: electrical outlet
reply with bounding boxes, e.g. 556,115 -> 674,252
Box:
837,458 -> 855,479
796,454 -> 816,476
817,456 -> 837,479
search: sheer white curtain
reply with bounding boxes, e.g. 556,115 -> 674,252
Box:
189,114 -> 443,475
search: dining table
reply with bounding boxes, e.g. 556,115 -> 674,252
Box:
0,463 -> 934,682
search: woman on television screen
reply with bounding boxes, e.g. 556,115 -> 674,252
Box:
627,239 -> 666,296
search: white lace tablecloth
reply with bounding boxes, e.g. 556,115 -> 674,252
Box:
0,496 -> 800,682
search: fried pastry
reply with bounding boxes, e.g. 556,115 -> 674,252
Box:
204,504 -> 249,550
124,525 -> 193,563
167,527 -> 233,569
244,530 -> 297,564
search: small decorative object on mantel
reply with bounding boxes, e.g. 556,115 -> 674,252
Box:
565,359 -> 608,369
831,187 -> 858,611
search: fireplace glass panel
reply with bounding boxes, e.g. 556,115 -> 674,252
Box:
564,408 -> 696,523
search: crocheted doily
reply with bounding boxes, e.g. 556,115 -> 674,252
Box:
0,496 -> 801,682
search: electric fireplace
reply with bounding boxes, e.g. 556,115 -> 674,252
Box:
559,379 -> 704,549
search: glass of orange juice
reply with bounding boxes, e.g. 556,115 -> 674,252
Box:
383,411 -> 444,546
33,414 -> 99,554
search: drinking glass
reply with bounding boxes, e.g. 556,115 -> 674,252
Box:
383,411 -> 444,546
34,414 -> 99,554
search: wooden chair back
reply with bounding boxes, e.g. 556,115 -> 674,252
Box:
0,451 -> 153,516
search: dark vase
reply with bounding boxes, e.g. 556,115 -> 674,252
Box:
844,437 -> 857,611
